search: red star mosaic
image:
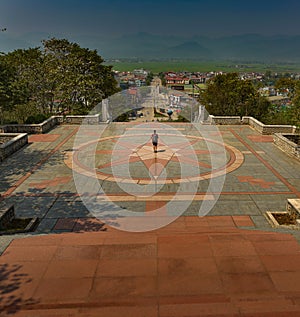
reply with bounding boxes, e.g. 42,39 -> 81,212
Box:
66,133 -> 244,184
237,175 -> 275,189
247,135 -> 274,143
28,134 -> 60,142
29,176 -> 72,189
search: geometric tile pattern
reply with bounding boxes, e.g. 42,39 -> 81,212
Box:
1,122 -> 300,316
247,135 -> 274,143
237,175 -> 275,189
28,134 -> 60,142
65,133 -> 244,184
29,176 -> 72,189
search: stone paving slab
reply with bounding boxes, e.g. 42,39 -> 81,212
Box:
1,218 -> 300,316
0,122 -> 300,315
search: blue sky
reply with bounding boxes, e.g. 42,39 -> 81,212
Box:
1,0 -> 300,38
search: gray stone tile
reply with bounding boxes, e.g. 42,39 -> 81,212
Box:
250,215 -> 272,228
35,218 -> 57,233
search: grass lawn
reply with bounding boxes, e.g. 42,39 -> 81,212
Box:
106,60 -> 300,74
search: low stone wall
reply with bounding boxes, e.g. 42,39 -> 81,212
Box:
0,136 -> 13,144
284,134 -> 300,145
245,117 -> 296,135
0,116 -> 59,134
208,115 -> 297,135
208,116 -> 241,125
0,114 -> 101,134
0,133 -> 28,162
273,133 -> 300,161
64,114 -> 100,125
0,205 -> 15,230
287,199 -> 300,215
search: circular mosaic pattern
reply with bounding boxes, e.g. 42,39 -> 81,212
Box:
65,133 -> 244,184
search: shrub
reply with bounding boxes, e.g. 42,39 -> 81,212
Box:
25,114 -> 49,124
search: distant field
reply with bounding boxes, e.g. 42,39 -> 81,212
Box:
105,60 -> 300,73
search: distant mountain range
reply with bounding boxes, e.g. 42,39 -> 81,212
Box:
1,32 -> 300,62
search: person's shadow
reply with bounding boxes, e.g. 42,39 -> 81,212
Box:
156,150 -> 166,153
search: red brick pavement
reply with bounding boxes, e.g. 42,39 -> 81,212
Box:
1,216 -> 300,316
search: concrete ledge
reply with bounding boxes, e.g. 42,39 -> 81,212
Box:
64,114 -> 100,124
0,204 -> 39,235
208,115 -> 241,125
0,116 -> 59,134
0,114 -> 102,134
0,133 -> 28,162
0,205 -> 15,230
207,115 -> 296,135
244,117 -> 296,135
287,199 -> 300,215
265,211 -> 300,230
274,133 -> 300,161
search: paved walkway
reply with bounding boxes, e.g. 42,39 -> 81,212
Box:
2,218 -> 300,316
1,122 -> 300,315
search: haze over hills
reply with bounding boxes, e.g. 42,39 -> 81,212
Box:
1,32 -> 300,62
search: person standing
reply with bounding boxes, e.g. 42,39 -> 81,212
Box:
151,130 -> 158,153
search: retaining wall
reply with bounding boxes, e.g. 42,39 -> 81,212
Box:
208,116 -> 241,125
208,115 -> 297,135
273,133 -> 300,161
0,116 -> 59,134
245,117 -> 296,135
0,114 -> 100,134
0,133 -> 28,162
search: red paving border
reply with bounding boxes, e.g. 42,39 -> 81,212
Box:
28,134 -> 60,143
0,128 -> 78,199
1,216 -> 300,316
230,129 -> 300,198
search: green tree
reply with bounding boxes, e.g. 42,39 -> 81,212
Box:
290,82 -> 300,126
275,77 -> 297,98
199,73 -> 270,120
146,72 -> 154,85
0,38 -> 120,122
41,38 -> 120,114
0,59 -> 12,111
159,72 -> 166,86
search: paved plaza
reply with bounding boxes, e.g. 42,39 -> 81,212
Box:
1,122 -> 300,316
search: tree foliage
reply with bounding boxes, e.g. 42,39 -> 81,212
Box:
290,82 -> 300,126
0,38 -> 119,123
274,77 -> 297,98
199,73 -> 270,120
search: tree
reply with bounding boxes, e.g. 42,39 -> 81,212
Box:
274,77 -> 296,97
0,60 -> 12,111
290,81 -> 300,126
41,38 -> 120,114
146,72 -> 154,86
0,38 -> 120,122
199,73 -> 270,120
